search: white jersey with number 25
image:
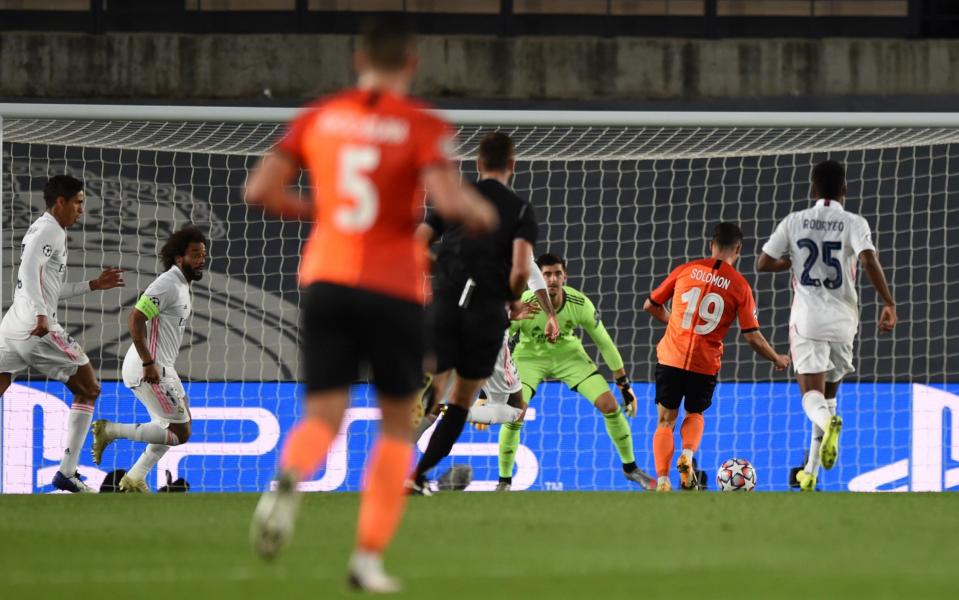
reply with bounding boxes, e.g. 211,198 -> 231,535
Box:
761,199 -> 876,344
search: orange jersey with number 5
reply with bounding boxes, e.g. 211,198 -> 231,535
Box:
277,89 -> 452,304
649,258 -> 760,376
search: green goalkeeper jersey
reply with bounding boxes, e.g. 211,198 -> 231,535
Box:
510,285 -> 624,372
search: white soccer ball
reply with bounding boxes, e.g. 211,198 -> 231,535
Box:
716,458 -> 757,492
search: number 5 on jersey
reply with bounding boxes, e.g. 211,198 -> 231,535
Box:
336,145 -> 380,232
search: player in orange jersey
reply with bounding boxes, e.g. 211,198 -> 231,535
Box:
245,19 -> 496,593
643,223 -> 789,492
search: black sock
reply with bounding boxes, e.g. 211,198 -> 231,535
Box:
622,462 -> 637,474
499,476 -> 512,484
414,405 -> 468,478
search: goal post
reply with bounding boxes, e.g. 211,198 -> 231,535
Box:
1,104 -> 956,494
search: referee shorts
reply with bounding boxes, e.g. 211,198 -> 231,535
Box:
300,282 -> 424,397
428,295 -> 508,381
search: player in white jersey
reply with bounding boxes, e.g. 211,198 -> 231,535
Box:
91,226 -> 207,492
758,160 -> 897,491
0,175 -> 124,493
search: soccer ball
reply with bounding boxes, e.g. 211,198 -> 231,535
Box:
716,458 -> 757,492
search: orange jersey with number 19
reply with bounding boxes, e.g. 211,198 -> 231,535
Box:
649,258 -> 760,376
277,88 -> 452,304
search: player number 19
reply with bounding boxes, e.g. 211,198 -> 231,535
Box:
680,287 -> 725,335
336,145 -> 381,232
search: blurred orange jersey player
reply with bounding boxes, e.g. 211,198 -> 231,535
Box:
245,18 -> 495,594
644,223 -> 789,492
276,88 -> 452,304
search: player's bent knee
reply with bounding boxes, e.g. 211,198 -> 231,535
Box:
169,422 -> 191,444
594,393 -> 618,414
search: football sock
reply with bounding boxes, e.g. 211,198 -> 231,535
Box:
681,448 -> 695,461
279,417 -> 335,480
356,435 -> 413,553
804,424 -> 824,474
59,403 -> 94,476
414,405 -> 467,478
498,421 -> 524,479
127,444 -> 169,481
680,412 -> 705,454
826,396 -> 837,416
653,426 -> 675,478
106,422 -> 179,445
802,390 -> 831,430
468,402 -> 522,425
603,408 -> 636,464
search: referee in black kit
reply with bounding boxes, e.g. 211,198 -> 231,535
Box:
408,132 -> 537,495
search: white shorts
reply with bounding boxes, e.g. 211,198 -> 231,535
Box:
0,328 -> 90,383
482,334 -> 521,403
129,375 -> 190,426
790,330 -> 855,383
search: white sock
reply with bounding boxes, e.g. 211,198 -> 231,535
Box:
804,424 -> 823,474
59,403 -> 95,476
127,444 -> 170,482
826,396 -> 837,416
413,413 -> 438,442
468,403 -> 522,425
106,422 -> 179,445
681,448 -> 694,461
802,390 -> 831,430
657,476 -> 669,486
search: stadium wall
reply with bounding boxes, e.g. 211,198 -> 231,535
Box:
4,33 -> 959,101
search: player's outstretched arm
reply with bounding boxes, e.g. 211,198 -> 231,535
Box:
859,249 -> 897,333
509,239 -> 533,300
422,165 -> 497,234
128,300 -> 161,384
643,298 -> 670,324
60,268 -> 125,301
245,152 -> 313,221
526,256 -> 559,342
742,330 -> 790,371
756,252 -> 792,273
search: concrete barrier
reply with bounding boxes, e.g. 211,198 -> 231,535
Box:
2,32 -> 958,100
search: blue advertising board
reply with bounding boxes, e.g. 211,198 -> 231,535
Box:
2,381 -> 956,493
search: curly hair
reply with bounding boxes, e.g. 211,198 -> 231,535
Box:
160,225 -> 207,270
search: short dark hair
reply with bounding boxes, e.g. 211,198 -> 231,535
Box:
361,17 -> 415,72
160,225 -> 207,270
478,132 -> 515,171
43,175 -> 83,208
536,253 -> 566,271
712,222 -> 743,250
812,160 -> 846,200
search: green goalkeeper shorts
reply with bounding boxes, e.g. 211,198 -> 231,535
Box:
515,346 -> 612,405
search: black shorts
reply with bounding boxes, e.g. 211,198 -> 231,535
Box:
654,363 -> 717,414
300,282 -> 424,396
427,295 -> 508,380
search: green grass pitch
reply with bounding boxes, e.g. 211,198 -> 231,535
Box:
1,492 -> 957,599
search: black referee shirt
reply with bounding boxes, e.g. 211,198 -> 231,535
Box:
426,178 -> 538,304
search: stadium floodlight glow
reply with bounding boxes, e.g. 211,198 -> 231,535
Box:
1,105 -> 955,492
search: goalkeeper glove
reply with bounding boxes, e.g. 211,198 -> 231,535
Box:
617,375 -> 637,418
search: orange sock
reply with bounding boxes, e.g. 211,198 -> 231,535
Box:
356,436 -> 414,553
653,427 -> 675,477
279,417 -> 335,479
680,413 -> 705,453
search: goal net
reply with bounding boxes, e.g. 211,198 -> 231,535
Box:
1,106 -> 957,493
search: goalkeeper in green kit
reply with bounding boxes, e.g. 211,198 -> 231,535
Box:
497,253 -> 655,491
